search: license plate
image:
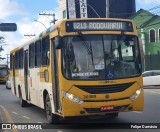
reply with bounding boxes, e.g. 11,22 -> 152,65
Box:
101,106 -> 114,111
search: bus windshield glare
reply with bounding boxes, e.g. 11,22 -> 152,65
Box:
62,34 -> 141,80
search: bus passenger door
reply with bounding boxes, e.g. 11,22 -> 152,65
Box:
24,50 -> 29,101
13,55 -> 16,95
51,40 -> 61,113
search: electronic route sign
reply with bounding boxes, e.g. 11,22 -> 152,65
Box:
66,20 -> 133,32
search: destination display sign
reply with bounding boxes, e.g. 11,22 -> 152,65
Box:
66,20 -> 133,32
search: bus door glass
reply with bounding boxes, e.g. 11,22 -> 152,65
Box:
24,50 -> 29,100
13,55 -> 16,95
51,39 -> 61,112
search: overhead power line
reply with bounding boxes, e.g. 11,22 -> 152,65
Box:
34,19 -> 47,29
148,5 -> 160,11
39,13 -> 57,24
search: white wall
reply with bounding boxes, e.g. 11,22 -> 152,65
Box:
59,0 -> 67,20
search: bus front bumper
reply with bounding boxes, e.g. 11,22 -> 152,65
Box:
61,93 -> 144,117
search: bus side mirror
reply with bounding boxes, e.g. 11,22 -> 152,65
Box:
55,36 -> 62,49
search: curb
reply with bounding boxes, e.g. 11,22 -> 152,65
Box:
143,86 -> 160,89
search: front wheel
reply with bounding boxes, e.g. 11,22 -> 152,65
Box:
45,94 -> 59,123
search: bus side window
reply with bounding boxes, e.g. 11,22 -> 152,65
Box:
42,36 -> 50,66
15,51 -> 19,69
19,49 -> 24,69
10,54 -> 13,70
35,40 -> 42,67
29,43 -> 35,68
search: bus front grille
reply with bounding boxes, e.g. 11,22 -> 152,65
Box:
75,82 -> 135,94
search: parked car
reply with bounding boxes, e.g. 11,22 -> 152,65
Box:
142,70 -> 160,86
6,76 -> 11,89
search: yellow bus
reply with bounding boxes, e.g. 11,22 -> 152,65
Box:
0,64 -> 9,83
10,18 -> 144,123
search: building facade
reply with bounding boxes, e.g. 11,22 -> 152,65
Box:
59,0 -> 136,19
130,9 -> 160,70
131,9 -> 160,55
109,0 -> 136,18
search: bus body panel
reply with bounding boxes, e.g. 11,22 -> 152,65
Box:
62,94 -> 144,117
10,18 -> 144,122
58,72 -> 144,116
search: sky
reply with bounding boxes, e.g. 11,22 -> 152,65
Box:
0,0 -> 160,64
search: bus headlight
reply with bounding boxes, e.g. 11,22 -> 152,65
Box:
129,88 -> 143,101
62,91 -> 83,104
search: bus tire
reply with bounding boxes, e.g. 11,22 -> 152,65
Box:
19,89 -> 28,107
45,94 -> 59,123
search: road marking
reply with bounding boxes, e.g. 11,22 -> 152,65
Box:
133,111 -> 142,114
57,130 -> 64,132
23,116 -> 30,119
146,91 -> 160,95
12,112 -> 18,115
0,105 -> 18,132
37,122 -> 42,123
150,91 -> 160,94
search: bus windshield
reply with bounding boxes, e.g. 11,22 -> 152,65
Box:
62,34 -> 141,80
0,67 -> 9,76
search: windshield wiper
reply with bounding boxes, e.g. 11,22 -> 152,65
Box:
89,41 -> 94,66
117,31 -> 125,47
77,31 -> 92,54
67,42 -> 77,69
77,31 -> 94,66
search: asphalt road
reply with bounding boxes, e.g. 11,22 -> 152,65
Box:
0,84 -> 160,132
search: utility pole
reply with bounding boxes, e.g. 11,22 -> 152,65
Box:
6,54 -> 10,66
106,0 -> 110,18
39,13 -> 57,24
